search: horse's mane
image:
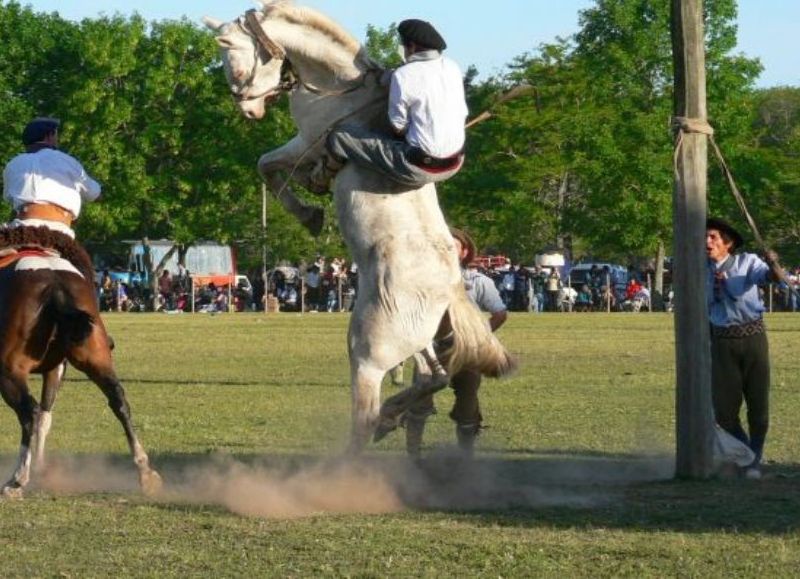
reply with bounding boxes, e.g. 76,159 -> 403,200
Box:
262,0 -> 361,56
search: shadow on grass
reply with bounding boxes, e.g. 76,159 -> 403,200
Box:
4,450 -> 798,534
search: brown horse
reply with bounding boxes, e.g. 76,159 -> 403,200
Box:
0,225 -> 161,498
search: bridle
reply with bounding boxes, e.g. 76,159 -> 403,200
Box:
228,9 -> 294,104
230,9 -> 378,104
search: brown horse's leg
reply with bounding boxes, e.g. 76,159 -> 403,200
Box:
33,362 -> 66,473
68,325 -> 162,496
0,371 -> 38,499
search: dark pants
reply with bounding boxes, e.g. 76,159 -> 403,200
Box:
711,331 -> 770,462
326,125 -> 462,189
406,369 -> 482,426
448,369 -> 483,426
403,361 -> 483,456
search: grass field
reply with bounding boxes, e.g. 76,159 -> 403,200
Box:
0,312 -> 798,577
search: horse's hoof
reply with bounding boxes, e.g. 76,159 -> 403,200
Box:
140,470 -> 163,497
1,485 -> 24,500
373,415 -> 401,443
302,208 -> 325,237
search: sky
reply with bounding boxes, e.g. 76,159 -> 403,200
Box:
16,0 -> 800,88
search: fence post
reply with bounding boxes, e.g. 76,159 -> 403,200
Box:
606,272 -> 611,313
191,277 -> 195,313
301,277 -> 305,314
338,275 -> 343,312
768,283 -> 773,313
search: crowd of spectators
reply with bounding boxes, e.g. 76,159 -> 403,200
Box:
267,256 -> 356,313
95,255 -> 800,315
97,267 -> 255,313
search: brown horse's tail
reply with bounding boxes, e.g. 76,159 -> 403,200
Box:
442,283 -> 517,378
46,283 -> 95,345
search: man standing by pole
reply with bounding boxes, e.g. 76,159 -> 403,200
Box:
706,218 -> 785,480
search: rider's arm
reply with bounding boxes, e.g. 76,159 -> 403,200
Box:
388,73 -> 409,137
63,153 -> 101,201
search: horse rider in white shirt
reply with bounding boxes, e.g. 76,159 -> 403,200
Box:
325,19 -> 468,189
3,117 -> 101,239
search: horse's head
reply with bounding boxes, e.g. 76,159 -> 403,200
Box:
203,10 -> 289,119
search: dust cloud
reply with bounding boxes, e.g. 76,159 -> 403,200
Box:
7,447 -> 673,519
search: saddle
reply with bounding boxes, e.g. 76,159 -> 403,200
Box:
0,247 -> 60,271
0,225 -> 95,281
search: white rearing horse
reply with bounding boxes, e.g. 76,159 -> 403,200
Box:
204,1 -> 515,450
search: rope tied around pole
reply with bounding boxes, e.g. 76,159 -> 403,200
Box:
672,115 -> 764,245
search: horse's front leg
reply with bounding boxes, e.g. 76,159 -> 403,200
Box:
258,137 -> 327,236
32,361 -> 67,474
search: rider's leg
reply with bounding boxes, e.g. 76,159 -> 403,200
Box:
449,369 -> 483,456
326,125 -> 461,189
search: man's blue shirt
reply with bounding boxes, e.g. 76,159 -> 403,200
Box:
707,252 -> 770,327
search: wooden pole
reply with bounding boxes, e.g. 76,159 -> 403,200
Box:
671,0 -> 715,478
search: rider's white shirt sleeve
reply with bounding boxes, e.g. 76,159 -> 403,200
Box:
388,73 -> 409,133
58,153 -> 101,201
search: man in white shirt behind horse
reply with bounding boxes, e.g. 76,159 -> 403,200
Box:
325,19 -> 468,189
3,117 -> 101,239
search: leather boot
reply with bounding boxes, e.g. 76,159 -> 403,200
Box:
456,422 -> 480,457
405,416 -> 427,460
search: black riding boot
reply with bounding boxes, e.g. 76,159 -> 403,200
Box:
455,422 -> 480,457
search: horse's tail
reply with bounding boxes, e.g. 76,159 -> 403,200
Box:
46,283 -> 95,345
443,284 -> 516,378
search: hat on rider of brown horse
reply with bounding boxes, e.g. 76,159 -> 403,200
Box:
398,19 -> 447,51
450,227 -> 476,267
706,217 -> 744,251
22,117 -> 60,146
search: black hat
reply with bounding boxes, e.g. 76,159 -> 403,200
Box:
22,117 -> 60,146
706,217 -> 744,251
398,19 -> 447,51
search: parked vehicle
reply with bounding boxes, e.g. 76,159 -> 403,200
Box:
566,262 -> 628,294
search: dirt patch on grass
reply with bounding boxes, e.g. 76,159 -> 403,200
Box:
6,450 -> 673,518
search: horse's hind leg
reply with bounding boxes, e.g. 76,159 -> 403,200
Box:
33,362 -> 67,474
348,363 -> 385,454
0,371 -> 38,499
373,345 -> 449,443
69,335 -> 162,496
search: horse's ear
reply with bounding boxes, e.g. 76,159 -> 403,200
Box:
202,16 -> 225,31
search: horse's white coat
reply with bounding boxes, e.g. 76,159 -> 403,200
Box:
207,1 -> 514,449
33,410 -> 53,472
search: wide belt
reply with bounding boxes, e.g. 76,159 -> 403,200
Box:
710,318 -> 765,339
16,203 -> 75,226
407,147 -> 464,171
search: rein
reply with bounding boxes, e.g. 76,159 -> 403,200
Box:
240,9 -> 376,101
232,9 -> 387,199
